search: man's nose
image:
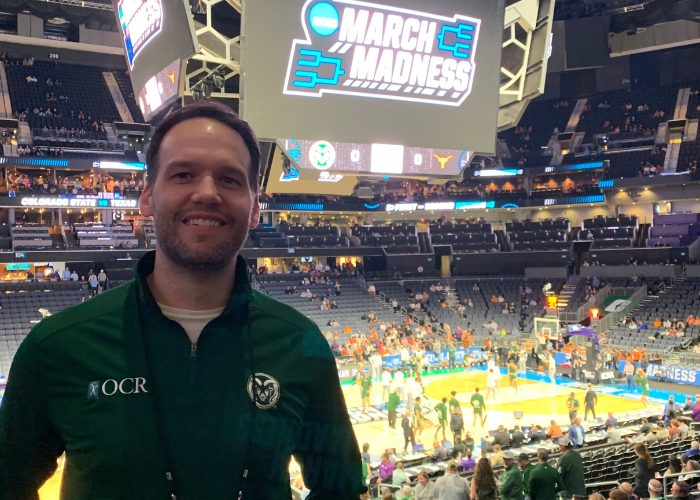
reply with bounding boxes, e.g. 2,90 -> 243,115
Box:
192,175 -> 221,204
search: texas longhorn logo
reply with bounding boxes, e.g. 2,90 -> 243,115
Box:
433,154 -> 453,169
247,373 -> 281,409
284,0 -> 481,106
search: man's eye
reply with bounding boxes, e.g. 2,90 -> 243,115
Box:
222,176 -> 241,185
174,172 -> 193,180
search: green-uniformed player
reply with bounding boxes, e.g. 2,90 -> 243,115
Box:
387,389 -> 401,429
361,371 -> 372,414
557,437 -> 586,499
470,387 -> 486,428
447,342 -> 456,371
508,359 -> 518,393
413,396 -> 425,442
498,451 -> 523,500
518,453 -> 536,500
434,397 -> 448,440
634,368 -> 652,408
449,390 -> 460,414
566,392 -> 580,423
529,449 -> 564,500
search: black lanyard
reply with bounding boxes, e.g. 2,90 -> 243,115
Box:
137,299 -> 257,500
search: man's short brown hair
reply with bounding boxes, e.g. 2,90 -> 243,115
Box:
146,101 -> 261,192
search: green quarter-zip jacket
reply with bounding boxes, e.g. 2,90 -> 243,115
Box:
0,251 -> 362,500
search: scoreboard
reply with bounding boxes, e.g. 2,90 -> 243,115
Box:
241,0 -> 505,154
113,0 -> 198,120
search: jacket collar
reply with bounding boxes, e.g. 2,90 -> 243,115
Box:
134,250 -> 254,316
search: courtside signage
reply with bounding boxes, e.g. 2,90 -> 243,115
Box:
284,0 -> 481,106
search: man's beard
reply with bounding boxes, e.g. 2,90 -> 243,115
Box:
153,206 -> 247,273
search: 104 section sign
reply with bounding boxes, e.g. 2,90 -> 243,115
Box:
285,0 -> 481,106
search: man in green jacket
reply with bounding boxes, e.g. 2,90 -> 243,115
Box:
529,449 -> 564,500
518,453 -> 536,500
387,388 -> 400,428
0,102 -> 362,500
557,437 -> 586,499
498,451 -> 523,500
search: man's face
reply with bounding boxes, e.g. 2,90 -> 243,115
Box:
671,483 -> 685,497
140,118 -> 259,272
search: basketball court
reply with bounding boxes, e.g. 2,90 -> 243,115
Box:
37,365 -> 667,500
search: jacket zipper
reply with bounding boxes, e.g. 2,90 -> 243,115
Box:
190,342 -> 197,389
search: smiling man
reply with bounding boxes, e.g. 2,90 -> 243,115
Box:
0,102 -> 362,500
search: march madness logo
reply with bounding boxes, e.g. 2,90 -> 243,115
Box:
284,0 -> 481,106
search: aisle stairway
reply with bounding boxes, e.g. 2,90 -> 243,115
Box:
418,232 -> 432,254
664,142 -> 680,172
102,72 -> 134,123
558,274 -> 581,312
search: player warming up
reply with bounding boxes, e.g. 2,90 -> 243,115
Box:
470,387 -> 486,429
508,359 -> 518,393
360,371 -> 372,414
434,397 -> 448,441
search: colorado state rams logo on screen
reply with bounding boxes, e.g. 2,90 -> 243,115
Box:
284,0 -> 481,106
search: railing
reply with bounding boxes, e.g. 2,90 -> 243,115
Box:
585,481 -> 620,495
662,469 -> 700,497
560,285 -> 611,323
597,285 -> 647,333
32,129 -> 108,141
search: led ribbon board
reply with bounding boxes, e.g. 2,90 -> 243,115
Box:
285,0 -> 481,106
117,0 -> 163,69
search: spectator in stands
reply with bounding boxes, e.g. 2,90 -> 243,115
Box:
633,443 -> 656,499
378,453 -> 394,482
402,409 -> 415,454
567,418 -> 585,449
547,419 -> 563,441
61,268 -> 71,280
70,270 -> 78,281
558,436 -> 585,499
431,440 -> 448,462
664,457 -> 683,477
498,451 -> 523,500
414,471 -> 434,500
471,457 -> 497,500
656,422 -> 669,442
88,273 -> 98,296
492,425 -> 511,448
530,425 -> 547,443
619,483 -> 636,500
693,403 -> 700,422
605,423 -> 621,443
687,441 -> 700,458
669,481 -> 690,500
488,444 -> 504,468
391,462 -> 408,485
529,448 -> 564,500
684,397 -> 697,412
368,283 -> 376,298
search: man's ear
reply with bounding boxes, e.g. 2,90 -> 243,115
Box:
139,184 -> 153,218
249,194 -> 260,230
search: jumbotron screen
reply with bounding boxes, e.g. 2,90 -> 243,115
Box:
241,0 -> 505,154
113,0 -> 198,120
